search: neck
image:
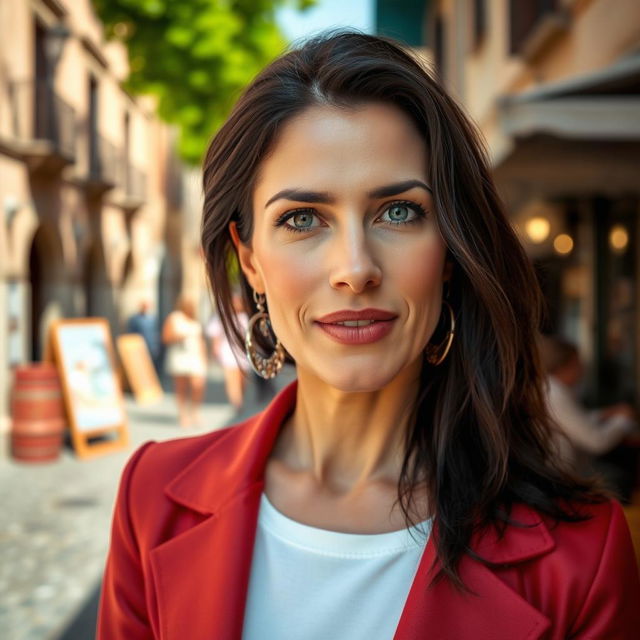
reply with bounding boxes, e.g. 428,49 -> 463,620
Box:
274,359 -> 423,493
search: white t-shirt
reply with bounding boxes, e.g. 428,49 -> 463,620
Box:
242,493 -> 431,640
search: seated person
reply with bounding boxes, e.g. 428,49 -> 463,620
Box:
538,335 -> 637,475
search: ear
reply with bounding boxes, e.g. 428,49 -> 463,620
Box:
229,221 -> 264,293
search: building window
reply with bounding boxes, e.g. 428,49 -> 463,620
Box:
34,20 -> 50,140
88,75 -> 98,177
473,0 -> 487,49
509,0 -> 558,55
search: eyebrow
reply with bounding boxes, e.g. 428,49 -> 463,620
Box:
264,179 -> 432,209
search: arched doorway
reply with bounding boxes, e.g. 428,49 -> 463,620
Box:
119,249 -> 135,322
28,225 -> 65,361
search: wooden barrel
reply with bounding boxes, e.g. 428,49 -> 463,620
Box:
10,364 -> 66,463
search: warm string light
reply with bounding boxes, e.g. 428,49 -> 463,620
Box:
553,234 -> 574,255
524,216 -> 550,244
609,224 -> 629,253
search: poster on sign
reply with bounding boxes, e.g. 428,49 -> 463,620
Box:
49,318 -> 129,459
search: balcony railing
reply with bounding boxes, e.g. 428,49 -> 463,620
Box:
6,78 -> 76,164
109,154 -> 147,209
87,133 -> 118,192
509,0 -> 567,60
122,161 -> 147,201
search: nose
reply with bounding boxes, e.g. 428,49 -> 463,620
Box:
328,220 -> 382,293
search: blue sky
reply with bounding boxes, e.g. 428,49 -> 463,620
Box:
276,0 -> 374,44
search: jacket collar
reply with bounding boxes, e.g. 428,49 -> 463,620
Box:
153,379 -> 554,639
164,379 -> 298,514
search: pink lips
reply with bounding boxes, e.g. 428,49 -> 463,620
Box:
314,308 -> 398,345
315,308 -> 397,323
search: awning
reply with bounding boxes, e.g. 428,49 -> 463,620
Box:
493,53 -> 640,206
500,96 -> 640,140
498,52 -> 640,140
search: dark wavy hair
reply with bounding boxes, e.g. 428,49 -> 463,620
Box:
201,30 -> 604,588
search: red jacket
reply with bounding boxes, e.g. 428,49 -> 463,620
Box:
98,380 -> 640,639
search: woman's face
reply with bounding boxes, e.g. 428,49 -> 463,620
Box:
232,102 -> 451,392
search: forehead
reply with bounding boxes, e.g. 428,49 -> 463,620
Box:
253,103 -> 428,207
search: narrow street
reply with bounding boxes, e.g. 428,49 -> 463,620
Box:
0,363 -> 296,640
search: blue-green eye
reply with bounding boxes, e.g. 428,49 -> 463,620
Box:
387,204 -> 411,222
289,212 -> 316,230
275,210 -> 320,233
380,201 -> 428,225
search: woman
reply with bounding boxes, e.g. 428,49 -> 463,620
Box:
98,32 -> 640,639
206,292 -> 251,412
161,296 -> 207,427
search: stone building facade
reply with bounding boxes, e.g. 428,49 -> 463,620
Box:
0,0 -> 204,426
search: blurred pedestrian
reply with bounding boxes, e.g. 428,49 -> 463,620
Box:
538,334 -> 638,475
126,299 -> 161,374
206,292 -> 250,411
161,296 -> 207,428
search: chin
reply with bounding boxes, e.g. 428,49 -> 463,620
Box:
317,364 -> 400,394
292,346 -> 423,393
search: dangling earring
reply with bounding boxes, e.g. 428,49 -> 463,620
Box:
245,290 -> 285,379
425,300 -> 456,366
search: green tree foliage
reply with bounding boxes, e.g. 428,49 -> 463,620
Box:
93,0 -> 315,164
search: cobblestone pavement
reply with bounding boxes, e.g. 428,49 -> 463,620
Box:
0,364 -> 296,640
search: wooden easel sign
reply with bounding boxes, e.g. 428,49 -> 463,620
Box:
50,318 -> 129,459
117,333 -> 163,405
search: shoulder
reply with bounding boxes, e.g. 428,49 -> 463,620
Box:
123,420 -> 256,493
535,499 -> 633,577
505,498 -> 634,571
118,381 -> 297,517
473,499 -> 628,569
544,500 -> 640,631
113,417 -> 262,543
543,498 -> 620,535
163,311 -> 179,325
206,316 -> 221,335
489,499 -> 640,634
128,430 -> 229,481
546,375 -> 572,403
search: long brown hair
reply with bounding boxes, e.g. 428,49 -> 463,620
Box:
201,31 -> 604,587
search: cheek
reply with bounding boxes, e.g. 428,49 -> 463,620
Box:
390,238 -> 447,346
254,247 -> 318,328
392,238 -> 446,300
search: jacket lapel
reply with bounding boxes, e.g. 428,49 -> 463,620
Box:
149,483 -> 263,639
149,381 -> 298,640
395,504 -> 555,640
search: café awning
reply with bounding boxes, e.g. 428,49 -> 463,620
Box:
494,52 -> 640,205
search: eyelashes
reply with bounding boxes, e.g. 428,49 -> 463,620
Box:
273,200 -> 430,234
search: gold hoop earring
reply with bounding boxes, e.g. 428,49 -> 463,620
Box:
245,290 -> 285,379
425,300 -> 456,366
